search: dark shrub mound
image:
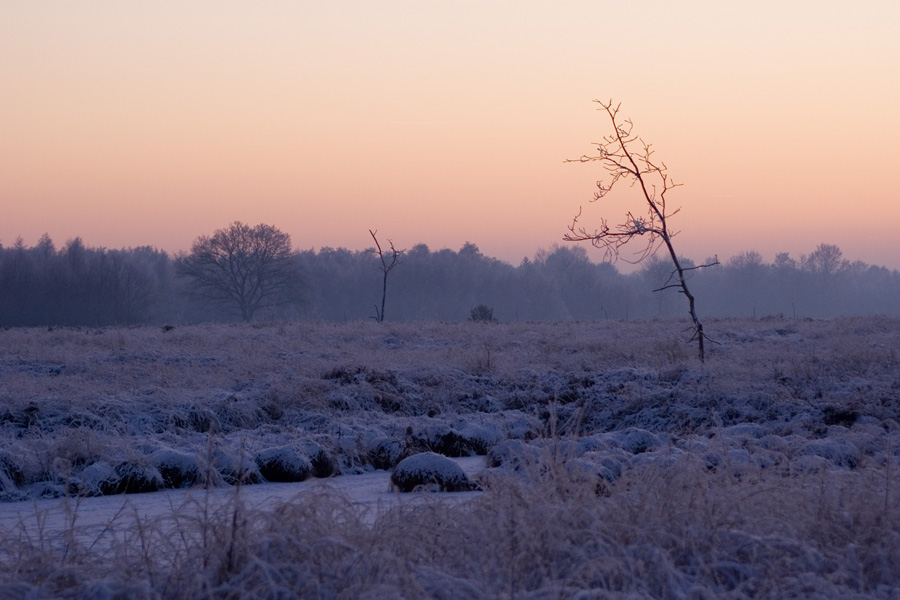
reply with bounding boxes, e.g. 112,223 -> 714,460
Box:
21,403 -> 41,428
256,446 -> 312,483
151,449 -> 203,488
823,406 -> 859,428
424,428 -> 467,456
410,422 -> 493,457
0,473 -> 20,500
366,437 -> 407,470
390,452 -> 474,492
0,451 -> 25,488
114,462 -> 164,494
487,439 -> 541,469
79,461 -> 120,496
455,423 -> 504,455
616,428 -> 663,454
299,440 -> 339,478
0,451 -> 25,500
214,449 -> 262,485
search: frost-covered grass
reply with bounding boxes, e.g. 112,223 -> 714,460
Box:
0,317 -> 899,597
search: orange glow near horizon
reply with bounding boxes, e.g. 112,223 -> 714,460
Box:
2,1 -> 899,269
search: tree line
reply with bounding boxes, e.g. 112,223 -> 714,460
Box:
1,227 -> 898,327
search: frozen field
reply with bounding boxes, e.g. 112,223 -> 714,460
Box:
0,317 -> 898,598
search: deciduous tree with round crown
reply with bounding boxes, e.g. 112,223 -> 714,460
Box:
176,221 -> 302,322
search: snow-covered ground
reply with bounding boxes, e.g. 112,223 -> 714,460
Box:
0,317 -> 898,598
0,456 -> 486,548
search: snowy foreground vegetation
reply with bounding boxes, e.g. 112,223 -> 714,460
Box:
0,317 -> 899,598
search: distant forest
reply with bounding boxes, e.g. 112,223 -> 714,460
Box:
1,234 -> 898,327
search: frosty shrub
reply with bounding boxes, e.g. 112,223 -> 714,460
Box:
366,436 -> 407,470
78,461 -> 119,496
469,304 -> 497,323
390,452 -> 474,492
255,446 -> 312,483
113,461 -> 164,494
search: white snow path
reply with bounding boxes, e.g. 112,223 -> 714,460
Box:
0,457 -> 486,549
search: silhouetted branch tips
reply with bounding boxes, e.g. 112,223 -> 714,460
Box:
652,284 -> 684,293
565,98 -> 718,361
654,256 -> 721,292
687,256 -> 720,272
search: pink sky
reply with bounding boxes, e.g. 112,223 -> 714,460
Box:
2,1 -> 899,269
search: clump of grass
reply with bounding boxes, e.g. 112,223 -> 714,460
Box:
1,446 -> 897,598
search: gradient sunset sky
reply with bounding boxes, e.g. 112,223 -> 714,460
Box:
3,1 -> 899,268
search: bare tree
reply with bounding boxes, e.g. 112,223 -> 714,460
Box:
176,222 -> 302,322
801,243 -> 847,280
369,229 -> 404,322
564,99 -> 718,360
800,243 -> 847,315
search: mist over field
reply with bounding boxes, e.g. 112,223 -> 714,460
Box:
0,317 -> 898,597
1,235 -> 898,327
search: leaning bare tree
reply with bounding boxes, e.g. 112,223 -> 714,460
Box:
176,221 -> 302,322
369,229 -> 404,322
565,99 -> 718,360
